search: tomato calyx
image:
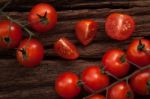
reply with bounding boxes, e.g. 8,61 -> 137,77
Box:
146,79 -> 150,94
19,48 -> 28,60
126,91 -> 133,99
3,36 -> 11,45
137,39 -> 145,51
120,54 -> 126,63
36,11 -> 49,25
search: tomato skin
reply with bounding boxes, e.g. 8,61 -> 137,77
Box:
81,66 -> 110,93
16,38 -> 44,67
28,3 -> 57,33
127,38 -> 150,67
105,13 -> 135,40
54,37 -> 79,60
102,49 -> 130,78
0,20 -> 22,48
108,82 -> 134,99
55,72 -> 81,98
88,94 -> 105,99
75,19 -> 98,46
130,69 -> 150,95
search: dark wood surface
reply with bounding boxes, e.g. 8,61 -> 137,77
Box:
0,0 -> 150,99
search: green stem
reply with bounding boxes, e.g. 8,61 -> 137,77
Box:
0,11 -> 35,37
83,65 -> 150,99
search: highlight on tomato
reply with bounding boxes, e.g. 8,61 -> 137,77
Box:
55,72 -> 81,98
54,37 -> 79,60
105,13 -> 135,40
16,38 -> 44,67
0,20 -> 22,48
75,19 -> 98,46
28,3 -> 57,33
127,38 -> 150,67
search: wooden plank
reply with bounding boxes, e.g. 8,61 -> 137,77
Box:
0,0 -> 150,11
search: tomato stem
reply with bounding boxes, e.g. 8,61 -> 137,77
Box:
36,11 -> 49,25
137,39 -> 145,51
84,65 -> 150,99
120,54 -> 126,63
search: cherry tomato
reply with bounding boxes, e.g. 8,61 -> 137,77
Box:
28,3 -> 57,33
108,81 -> 134,99
127,38 -> 150,67
105,13 -> 135,40
55,72 -> 81,98
130,69 -> 150,95
81,66 -> 110,93
75,19 -> 98,46
102,49 -> 130,78
0,20 -> 22,48
88,94 -> 105,99
54,37 -> 79,60
16,38 -> 44,67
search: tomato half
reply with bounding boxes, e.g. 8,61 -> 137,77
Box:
127,38 -> 150,67
55,72 -> 81,98
108,81 -> 134,99
28,3 -> 57,33
105,13 -> 135,40
75,19 -> 98,46
16,38 -> 44,67
81,66 -> 110,93
0,20 -> 22,48
102,49 -> 130,78
54,37 -> 79,60
130,69 -> 150,95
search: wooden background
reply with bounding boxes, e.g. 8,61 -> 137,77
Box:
0,0 -> 150,99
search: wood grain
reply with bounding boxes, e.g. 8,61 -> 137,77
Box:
0,0 -> 150,99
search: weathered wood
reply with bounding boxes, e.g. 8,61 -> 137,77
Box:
0,0 -> 150,11
0,0 -> 150,99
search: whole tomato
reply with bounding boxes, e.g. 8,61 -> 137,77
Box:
127,38 -> 150,67
0,20 -> 22,48
55,72 -> 81,98
87,94 -> 105,99
81,66 -> 110,93
75,19 -> 98,46
108,81 -> 134,99
130,69 -> 150,95
16,38 -> 44,67
102,49 -> 130,78
54,37 -> 79,60
105,13 -> 135,40
28,3 -> 57,33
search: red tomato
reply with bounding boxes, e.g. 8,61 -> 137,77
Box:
88,94 -> 105,99
16,38 -> 44,67
55,72 -> 81,98
108,81 -> 134,99
81,66 -> 110,93
102,49 -> 130,78
105,13 -> 135,40
54,37 -> 79,60
130,69 -> 150,95
127,38 -> 150,67
28,3 -> 57,33
0,20 -> 22,48
75,19 -> 98,46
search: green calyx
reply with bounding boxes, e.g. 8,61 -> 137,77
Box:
4,36 -> 11,45
126,91 -> 133,99
137,39 -> 145,51
120,54 -> 126,63
36,11 -> 49,25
